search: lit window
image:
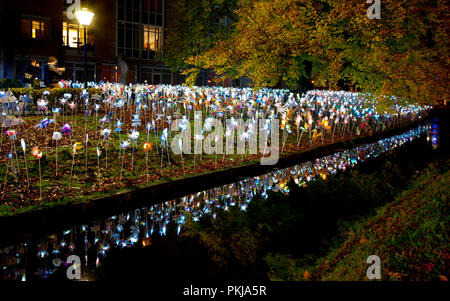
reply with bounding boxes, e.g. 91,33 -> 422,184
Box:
63,22 -> 86,48
143,25 -> 162,51
21,18 -> 48,40
32,21 -> 40,38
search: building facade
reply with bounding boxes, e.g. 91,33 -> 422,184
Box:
0,0 -> 178,85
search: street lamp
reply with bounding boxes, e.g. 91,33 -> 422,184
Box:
75,8 -> 94,88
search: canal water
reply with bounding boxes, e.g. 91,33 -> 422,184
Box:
0,117 -> 445,281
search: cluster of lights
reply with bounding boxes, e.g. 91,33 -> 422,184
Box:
1,84 -> 430,186
0,123 -> 431,280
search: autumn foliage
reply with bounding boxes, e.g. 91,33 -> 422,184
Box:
165,0 -> 449,105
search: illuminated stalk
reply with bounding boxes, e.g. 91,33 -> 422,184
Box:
55,140 -> 58,176
23,150 -> 29,187
120,148 -> 125,181
38,158 -> 42,201
2,159 -> 9,200
145,151 -> 149,183
69,151 -> 75,189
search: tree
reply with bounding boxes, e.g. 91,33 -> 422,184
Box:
185,0 -> 327,89
182,0 -> 448,104
317,0 -> 449,105
162,0 -> 238,74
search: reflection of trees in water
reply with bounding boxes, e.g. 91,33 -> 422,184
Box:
0,124 -> 429,280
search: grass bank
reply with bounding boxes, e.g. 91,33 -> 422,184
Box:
308,166 -> 449,281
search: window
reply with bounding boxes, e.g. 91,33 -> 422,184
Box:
143,25 -> 161,51
63,62 -> 96,82
142,0 -> 163,26
119,0 -> 163,26
21,18 -> 49,40
117,23 -> 141,58
117,0 -> 164,59
63,22 -> 88,48
118,0 -> 141,23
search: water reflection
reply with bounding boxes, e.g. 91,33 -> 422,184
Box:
427,118 -> 440,150
0,123 -> 435,280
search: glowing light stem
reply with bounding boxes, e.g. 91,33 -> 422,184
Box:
69,151 -> 75,189
166,141 -> 170,166
118,129 -> 122,160
2,159 -> 9,200
297,131 -> 304,150
119,148 -> 125,181
11,140 -> 20,175
153,122 -> 158,155
131,143 -> 135,172
38,158 -> 42,201
55,140 -> 58,176
351,120 -> 357,135
105,139 -> 109,171
23,149 -> 29,187
85,134 -> 88,178
95,108 -> 98,141
160,142 -> 164,172
281,129 -> 288,154
331,122 -> 337,143
97,148 -> 100,175
145,150 -> 149,183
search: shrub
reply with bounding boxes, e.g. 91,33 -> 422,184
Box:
0,87 -> 103,108
0,78 -> 23,89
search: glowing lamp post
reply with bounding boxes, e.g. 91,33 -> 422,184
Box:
76,8 -> 94,88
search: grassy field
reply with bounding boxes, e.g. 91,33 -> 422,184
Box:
285,165 -> 450,281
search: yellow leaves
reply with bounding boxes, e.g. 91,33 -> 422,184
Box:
175,0 -> 448,105
387,271 -> 403,280
181,68 -> 201,87
180,0 -> 323,88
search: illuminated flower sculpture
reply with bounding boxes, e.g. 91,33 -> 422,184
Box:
5,130 -> 18,139
61,123 -> 71,135
52,132 -> 62,141
31,146 -> 42,159
35,118 -> 55,130
143,142 -> 153,152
